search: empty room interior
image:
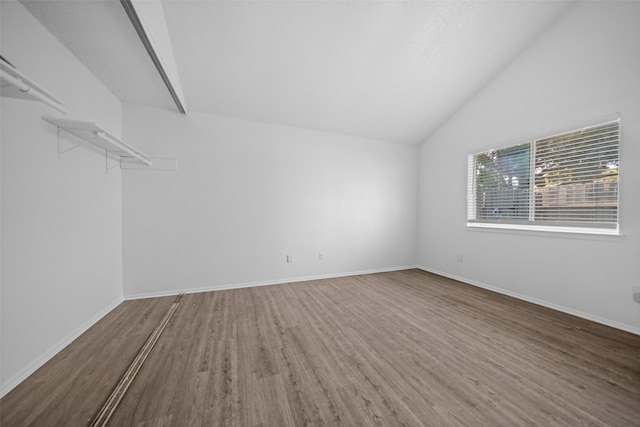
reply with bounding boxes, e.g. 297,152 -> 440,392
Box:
1,0 -> 640,426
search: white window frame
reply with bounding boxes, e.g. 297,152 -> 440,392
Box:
467,117 -> 620,236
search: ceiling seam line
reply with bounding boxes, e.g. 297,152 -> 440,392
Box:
120,0 -> 186,114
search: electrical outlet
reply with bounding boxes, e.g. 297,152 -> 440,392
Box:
457,254 -> 464,262
286,254 -> 293,263
319,252 -> 325,261
633,286 -> 640,304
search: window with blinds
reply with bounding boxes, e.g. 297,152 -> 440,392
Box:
467,118 -> 620,234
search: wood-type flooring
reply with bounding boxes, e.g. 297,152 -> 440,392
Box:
2,269 -> 639,426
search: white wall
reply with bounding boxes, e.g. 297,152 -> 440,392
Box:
3,0 -> 637,401
418,1 -> 640,334
122,105 -> 418,297
1,1 -> 124,395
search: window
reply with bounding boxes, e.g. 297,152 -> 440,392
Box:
467,118 -> 620,234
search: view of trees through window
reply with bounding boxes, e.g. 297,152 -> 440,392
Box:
474,143 -> 530,221
469,119 -> 619,230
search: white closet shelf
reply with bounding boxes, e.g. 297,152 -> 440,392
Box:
1,56 -> 68,114
42,116 -> 152,167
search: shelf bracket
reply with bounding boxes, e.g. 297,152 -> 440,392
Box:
105,149 -> 121,174
56,126 -> 100,158
54,124 -> 120,174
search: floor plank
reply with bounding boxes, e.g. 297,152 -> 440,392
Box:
2,269 -> 640,426
0,296 -> 176,427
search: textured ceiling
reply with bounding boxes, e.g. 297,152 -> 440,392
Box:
164,1 -> 572,144
19,1 -> 573,144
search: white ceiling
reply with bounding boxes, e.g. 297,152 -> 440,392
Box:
20,0 -> 176,110
20,1 -> 573,145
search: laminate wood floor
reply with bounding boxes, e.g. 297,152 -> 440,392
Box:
2,269 -> 639,426
0,295 -> 176,426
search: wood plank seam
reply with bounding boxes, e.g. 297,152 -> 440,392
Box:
89,293 -> 185,427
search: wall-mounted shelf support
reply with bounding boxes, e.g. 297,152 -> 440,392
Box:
56,126 -> 98,158
106,150 -> 122,173
1,56 -> 68,114
43,116 -> 155,173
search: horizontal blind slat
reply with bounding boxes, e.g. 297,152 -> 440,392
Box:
468,118 -> 619,229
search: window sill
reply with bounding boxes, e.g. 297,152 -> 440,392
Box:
466,222 -> 624,242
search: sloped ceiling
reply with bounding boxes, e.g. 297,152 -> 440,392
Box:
19,1 -> 573,144
19,0 -> 176,111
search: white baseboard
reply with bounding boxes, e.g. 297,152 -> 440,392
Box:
124,265 -> 418,300
417,265 -> 640,337
0,297 -> 124,398
5,266 -> 635,399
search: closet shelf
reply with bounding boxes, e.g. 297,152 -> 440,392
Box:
42,116 -> 152,167
1,56 -> 68,114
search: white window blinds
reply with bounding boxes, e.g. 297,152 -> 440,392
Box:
468,118 -> 620,233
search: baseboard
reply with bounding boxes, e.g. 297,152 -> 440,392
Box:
124,265 -> 418,300
0,296 -> 124,398
417,265 -> 640,337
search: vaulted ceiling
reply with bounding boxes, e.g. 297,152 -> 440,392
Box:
20,1 -> 573,144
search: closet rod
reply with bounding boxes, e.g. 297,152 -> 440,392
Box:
0,69 -> 68,114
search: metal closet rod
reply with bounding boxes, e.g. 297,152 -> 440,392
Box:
0,69 -> 69,114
